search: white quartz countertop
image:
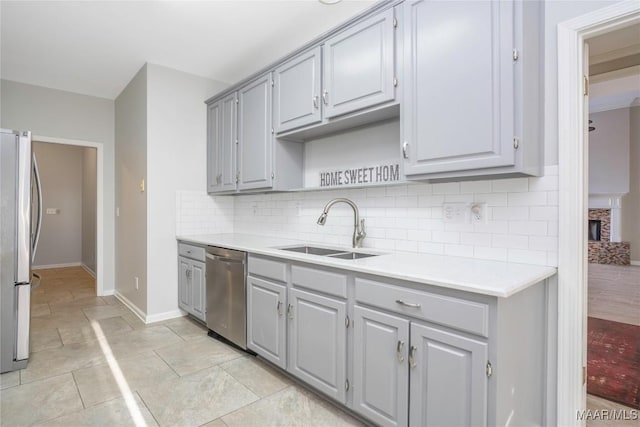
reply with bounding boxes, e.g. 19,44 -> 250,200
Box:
177,233 -> 557,298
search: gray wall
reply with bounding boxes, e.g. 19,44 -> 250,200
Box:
622,106 -> 640,262
82,147 -> 97,273
115,65 -> 148,313
0,79 -> 115,291
588,109 -> 630,194
32,142 -> 83,267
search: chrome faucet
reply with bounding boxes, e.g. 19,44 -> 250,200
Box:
317,198 -> 366,248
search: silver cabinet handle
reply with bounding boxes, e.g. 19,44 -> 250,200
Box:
287,303 -> 293,319
396,299 -> 421,309
277,301 -> 282,316
313,95 -> 319,109
402,141 -> 409,159
322,90 -> 328,105
397,340 -> 405,362
409,345 -> 417,368
216,174 -> 222,184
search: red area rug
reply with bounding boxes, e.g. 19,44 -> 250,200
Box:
587,317 -> 640,409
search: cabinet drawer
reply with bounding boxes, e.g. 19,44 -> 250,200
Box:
355,278 -> 489,337
248,255 -> 288,283
178,243 -> 205,261
291,264 -> 347,299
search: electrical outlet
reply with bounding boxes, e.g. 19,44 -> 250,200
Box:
134,276 -> 139,290
470,203 -> 488,224
442,203 -> 468,224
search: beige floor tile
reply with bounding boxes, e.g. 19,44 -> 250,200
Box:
73,351 -> 177,407
202,419 -> 228,427
30,310 -> 90,331
30,328 -> 63,353
0,373 -> 83,426
120,312 -> 148,330
100,295 -> 122,306
48,296 -> 106,313
58,316 -> 133,345
106,326 -> 184,358
220,357 -> 291,398
154,336 -> 243,376
71,288 -> 100,300
0,371 -> 20,390
221,386 -> 363,427
139,365 -> 259,427
34,392 -> 159,427
31,302 -> 51,317
82,304 -> 131,321
21,340 -> 107,384
32,289 -> 75,305
161,316 -> 208,340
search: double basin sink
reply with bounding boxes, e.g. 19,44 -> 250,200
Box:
279,245 -> 379,260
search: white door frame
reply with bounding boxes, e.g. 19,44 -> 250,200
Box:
33,135 -> 105,296
557,2 -> 640,425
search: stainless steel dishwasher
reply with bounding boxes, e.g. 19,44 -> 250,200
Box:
205,246 -> 247,349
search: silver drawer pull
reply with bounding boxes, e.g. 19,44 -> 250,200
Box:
397,340 -> 405,362
277,301 -> 282,316
396,299 -> 421,309
287,303 -> 293,319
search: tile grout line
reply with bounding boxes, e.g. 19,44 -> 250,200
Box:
136,390 -> 162,426
70,370 -> 88,409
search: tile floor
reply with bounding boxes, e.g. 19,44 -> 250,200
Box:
0,267 -> 362,426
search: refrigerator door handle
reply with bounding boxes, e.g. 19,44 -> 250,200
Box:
32,153 -> 43,262
16,131 -> 31,283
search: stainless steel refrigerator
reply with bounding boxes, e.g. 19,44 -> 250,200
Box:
1,128 -> 42,373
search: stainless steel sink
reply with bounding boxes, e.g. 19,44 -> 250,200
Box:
328,252 -> 378,260
280,246 -> 344,256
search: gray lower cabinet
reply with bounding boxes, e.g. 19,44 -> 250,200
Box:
247,275 -> 287,369
288,287 -> 347,403
353,305 -> 409,427
409,322 -> 488,427
402,0 -> 542,179
238,73 -> 273,191
177,243 -> 206,322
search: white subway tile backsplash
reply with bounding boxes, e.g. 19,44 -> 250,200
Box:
176,165 -> 559,267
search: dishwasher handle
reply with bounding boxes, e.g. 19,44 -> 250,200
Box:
206,253 -> 245,264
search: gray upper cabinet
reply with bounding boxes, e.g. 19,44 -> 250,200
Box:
323,8 -> 396,119
238,73 -> 273,191
353,305 -> 409,427
207,93 -> 237,194
274,46 -> 322,133
409,322 -> 488,427
402,0 -> 542,179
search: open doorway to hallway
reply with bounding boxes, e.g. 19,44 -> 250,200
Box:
585,23 -> 640,417
32,142 -> 98,286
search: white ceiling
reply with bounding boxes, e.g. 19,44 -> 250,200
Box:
0,0 -> 374,100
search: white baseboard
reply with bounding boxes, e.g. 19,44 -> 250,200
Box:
114,291 -> 147,324
631,260 -> 640,266
81,264 -> 96,278
32,262 -> 81,270
145,310 -> 186,324
100,289 -> 115,297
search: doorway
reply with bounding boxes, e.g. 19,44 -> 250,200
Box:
31,135 -> 106,296
557,2 -> 640,425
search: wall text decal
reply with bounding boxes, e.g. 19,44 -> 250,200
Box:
319,164 -> 400,187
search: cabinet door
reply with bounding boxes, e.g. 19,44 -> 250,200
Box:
402,0 -> 515,176
274,46 -> 322,133
190,260 -> 206,322
353,305 -> 409,427
178,257 -> 191,312
238,73 -> 273,191
247,276 -> 287,369
323,8 -> 395,119
206,101 -> 222,193
288,288 -> 347,402
409,322 -> 488,427
207,94 -> 237,193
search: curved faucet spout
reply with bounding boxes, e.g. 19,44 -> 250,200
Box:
316,198 -> 366,248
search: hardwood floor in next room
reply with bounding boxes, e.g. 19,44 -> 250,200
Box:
0,267 -> 361,426
586,263 -> 640,426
